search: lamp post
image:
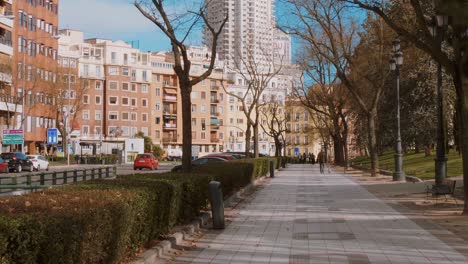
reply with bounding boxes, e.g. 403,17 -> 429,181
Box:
389,39 -> 405,181
428,14 -> 449,186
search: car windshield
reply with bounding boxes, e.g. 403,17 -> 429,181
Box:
1,153 -> 14,159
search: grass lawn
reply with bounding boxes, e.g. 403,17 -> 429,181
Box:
351,151 -> 463,180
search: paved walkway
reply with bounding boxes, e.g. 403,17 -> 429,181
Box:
172,164 -> 468,264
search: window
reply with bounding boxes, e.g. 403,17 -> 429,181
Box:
201,132 -> 206,139
82,110 -> 89,120
191,104 -> 196,113
142,113 -> 148,122
142,71 -> 147,81
122,82 -> 129,91
122,67 -> 129,76
142,99 -> 147,107
131,112 -> 137,121
108,111 -> 118,120
155,103 -> 160,111
109,81 -> 118,90
82,95 -> 89,104
156,88 -> 161,96
192,118 -> 197,126
131,98 -> 137,106
82,126 -> 89,136
95,111 -> 102,121
142,84 -> 148,93
108,67 -> 118,75
121,97 -> 129,106
109,96 -> 118,105
95,81 -> 102,90
121,112 -> 129,120
131,84 -> 137,92
111,52 -> 117,63
95,95 -> 101,105
201,91 -> 206,100
201,104 -> 206,113
191,91 -> 198,99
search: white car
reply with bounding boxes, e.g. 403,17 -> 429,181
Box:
26,155 -> 49,171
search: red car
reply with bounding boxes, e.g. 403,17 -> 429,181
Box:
133,153 -> 159,170
0,157 -> 8,173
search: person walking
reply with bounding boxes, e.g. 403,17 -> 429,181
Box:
317,150 -> 325,174
311,153 -> 316,165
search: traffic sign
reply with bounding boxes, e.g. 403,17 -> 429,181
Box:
2,129 -> 24,145
47,128 -> 58,145
294,147 -> 299,157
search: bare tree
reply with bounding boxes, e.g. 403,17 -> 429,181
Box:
134,0 -> 228,172
221,48 -> 283,157
260,99 -> 288,157
45,66 -> 86,159
283,0 -> 391,176
293,47 -> 352,166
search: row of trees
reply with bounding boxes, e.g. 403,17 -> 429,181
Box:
282,0 -> 467,212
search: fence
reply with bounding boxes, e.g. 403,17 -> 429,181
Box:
0,166 -> 117,192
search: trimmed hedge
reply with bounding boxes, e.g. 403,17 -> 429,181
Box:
0,158 -> 274,263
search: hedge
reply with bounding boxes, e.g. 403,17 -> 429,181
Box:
0,158 -> 274,263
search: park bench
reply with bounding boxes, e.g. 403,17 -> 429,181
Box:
425,180 -> 458,205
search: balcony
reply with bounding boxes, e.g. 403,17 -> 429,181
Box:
163,82 -> 177,89
163,110 -> 177,116
0,38 -> 13,56
162,136 -> 178,142
210,112 -> 219,117
210,137 -> 220,143
163,95 -> 177,102
163,123 -> 177,130
210,86 -> 220,91
210,98 -> 220,104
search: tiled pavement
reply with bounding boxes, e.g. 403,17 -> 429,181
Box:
172,164 -> 468,264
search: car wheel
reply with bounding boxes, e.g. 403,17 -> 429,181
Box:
16,164 -> 22,173
45,165 -> 49,171
134,167 -> 137,171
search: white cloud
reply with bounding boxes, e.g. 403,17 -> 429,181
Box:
59,0 -> 154,34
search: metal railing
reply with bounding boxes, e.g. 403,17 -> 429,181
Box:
0,166 -> 117,192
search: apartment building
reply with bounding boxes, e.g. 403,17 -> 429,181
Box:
284,99 -> 322,157
59,29 -> 152,162
10,0 -> 60,154
150,46 -> 228,157
0,0 -> 14,152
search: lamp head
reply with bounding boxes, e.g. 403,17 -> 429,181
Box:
389,58 -> 396,71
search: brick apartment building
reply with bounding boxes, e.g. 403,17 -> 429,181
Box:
0,0 -> 60,154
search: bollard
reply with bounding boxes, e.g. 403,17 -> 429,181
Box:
270,160 -> 274,178
113,166 -> 117,178
209,181 -> 225,229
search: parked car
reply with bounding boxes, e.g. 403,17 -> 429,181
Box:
202,153 -> 236,160
0,152 -> 34,173
0,157 -> 8,173
133,153 -> 159,170
26,155 -> 50,171
171,157 -> 227,172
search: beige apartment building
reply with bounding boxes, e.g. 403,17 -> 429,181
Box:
284,99 -> 322,158
150,47 -> 228,158
59,30 -> 152,162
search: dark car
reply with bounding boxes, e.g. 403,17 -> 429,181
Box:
171,157 -> 227,172
0,157 -> 8,173
0,152 -> 34,173
202,153 -> 236,160
133,153 -> 159,170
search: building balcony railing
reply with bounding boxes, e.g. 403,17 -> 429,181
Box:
162,136 -> 178,142
0,38 -> 13,56
210,98 -> 219,104
163,123 -> 177,129
163,83 -> 177,89
0,94 -> 19,104
210,112 -> 219,117
210,86 -> 219,91
210,137 -> 220,143
163,110 -> 177,116
163,95 -> 177,102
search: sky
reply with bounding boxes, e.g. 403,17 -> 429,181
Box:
59,0 -> 296,53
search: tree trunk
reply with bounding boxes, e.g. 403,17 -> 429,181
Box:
367,110 -> 379,177
333,136 -> 344,165
245,122 -> 251,157
253,122 -> 259,158
180,82 -> 192,172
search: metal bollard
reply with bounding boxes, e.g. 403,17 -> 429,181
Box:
209,181 -> 225,229
270,160 -> 274,178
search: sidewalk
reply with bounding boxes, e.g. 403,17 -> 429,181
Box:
171,164 -> 468,264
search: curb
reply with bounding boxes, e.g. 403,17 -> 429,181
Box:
131,172 -> 274,264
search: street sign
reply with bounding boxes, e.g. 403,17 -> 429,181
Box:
2,129 -> 24,145
47,128 -> 58,145
294,147 -> 299,157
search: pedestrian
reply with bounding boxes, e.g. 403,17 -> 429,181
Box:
302,152 -> 306,164
311,153 -> 316,165
317,150 -> 325,174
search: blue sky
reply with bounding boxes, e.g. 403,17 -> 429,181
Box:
59,0 -> 297,53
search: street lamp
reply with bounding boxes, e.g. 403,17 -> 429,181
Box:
428,13 -> 448,186
389,38 -> 405,181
